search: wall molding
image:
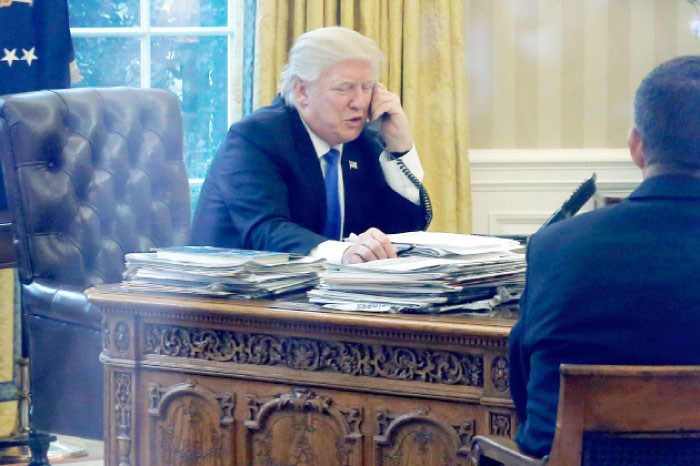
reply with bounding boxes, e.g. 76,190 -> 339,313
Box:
472,180 -> 640,193
468,148 -> 632,165
487,212 -> 552,236
468,149 -> 642,234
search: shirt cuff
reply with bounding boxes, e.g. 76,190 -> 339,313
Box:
309,240 -> 350,265
378,145 -> 423,205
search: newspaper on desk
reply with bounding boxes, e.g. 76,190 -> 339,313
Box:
308,232 -> 526,314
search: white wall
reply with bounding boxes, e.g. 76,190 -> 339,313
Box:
469,149 -> 642,235
461,0 -> 689,234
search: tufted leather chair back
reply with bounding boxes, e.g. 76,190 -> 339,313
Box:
0,87 -> 191,439
0,87 -> 191,286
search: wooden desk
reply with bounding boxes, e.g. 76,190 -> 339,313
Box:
87,286 -> 517,466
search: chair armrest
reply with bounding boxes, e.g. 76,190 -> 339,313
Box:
0,211 -> 15,267
22,279 -> 101,329
471,436 -> 548,466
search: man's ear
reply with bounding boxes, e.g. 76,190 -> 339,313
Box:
293,78 -> 308,107
628,127 -> 645,169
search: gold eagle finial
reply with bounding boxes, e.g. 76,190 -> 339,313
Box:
0,0 -> 34,8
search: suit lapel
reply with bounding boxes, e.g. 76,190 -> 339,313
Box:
342,140 -> 366,236
284,104 -> 326,226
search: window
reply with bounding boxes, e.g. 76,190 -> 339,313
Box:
68,0 -> 256,212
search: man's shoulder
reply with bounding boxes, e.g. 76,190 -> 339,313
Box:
528,205 -> 616,252
220,97 -> 302,158
231,97 -> 292,135
529,174 -> 700,253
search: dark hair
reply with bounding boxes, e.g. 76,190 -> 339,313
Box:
634,55 -> 700,169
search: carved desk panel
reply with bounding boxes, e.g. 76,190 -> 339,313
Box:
87,286 -> 517,466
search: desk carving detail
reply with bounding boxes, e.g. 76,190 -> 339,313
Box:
147,380 -> 236,465
374,409 -> 473,465
115,372 -> 132,466
145,324 -> 484,387
245,389 -> 362,466
102,319 -> 110,353
115,321 -> 130,354
489,412 -> 512,437
490,356 -> 510,392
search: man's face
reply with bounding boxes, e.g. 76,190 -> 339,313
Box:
294,60 -> 375,146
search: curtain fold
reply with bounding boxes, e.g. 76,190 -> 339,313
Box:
255,0 -> 471,233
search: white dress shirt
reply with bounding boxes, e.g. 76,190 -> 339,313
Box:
299,118 -> 425,264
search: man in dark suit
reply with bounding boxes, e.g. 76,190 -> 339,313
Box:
509,55 -> 700,457
191,27 -> 429,264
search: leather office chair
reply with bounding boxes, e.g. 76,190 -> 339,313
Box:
0,87 -> 191,439
471,364 -> 700,466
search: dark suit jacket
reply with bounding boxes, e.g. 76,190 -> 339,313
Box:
190,96 -> 427,254
509,174 -> 700,457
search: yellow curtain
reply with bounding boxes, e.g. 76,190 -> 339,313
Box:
255,0 -> 471,233
0,268 -> 17,436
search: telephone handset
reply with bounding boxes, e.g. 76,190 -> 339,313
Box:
366,116 -> 433,229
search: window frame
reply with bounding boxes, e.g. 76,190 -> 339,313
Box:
69,0 -> 256,193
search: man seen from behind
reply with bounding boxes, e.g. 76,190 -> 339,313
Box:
509,55 -> 700,457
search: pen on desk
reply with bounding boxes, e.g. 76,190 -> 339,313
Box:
344,233 -> 413,257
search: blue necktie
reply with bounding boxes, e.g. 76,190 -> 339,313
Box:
323,149 -> 341,240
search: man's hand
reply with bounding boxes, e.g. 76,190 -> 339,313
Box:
342,227 -> 398,265
369,83 -> 413,153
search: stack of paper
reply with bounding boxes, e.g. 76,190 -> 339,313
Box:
121,246 -> 324,299
309,233 -> 526,313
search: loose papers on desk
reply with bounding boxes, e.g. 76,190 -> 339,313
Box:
387,231 -> 524,256
309,234 -> 526,313
121,247 -> 324,299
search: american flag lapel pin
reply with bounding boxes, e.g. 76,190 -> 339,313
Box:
349,160 -> 358,170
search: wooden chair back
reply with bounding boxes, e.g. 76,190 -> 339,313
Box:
548,364 -> 700,465
471,365 -> 700,466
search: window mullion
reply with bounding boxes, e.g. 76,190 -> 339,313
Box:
69,28 -> 143,37
150,27 -> 234,35
141,0 -> 151,88
229,0 -> 240,126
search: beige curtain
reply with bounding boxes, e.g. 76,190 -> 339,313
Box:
255,0 -> 471,233
0,269 -> 17,436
